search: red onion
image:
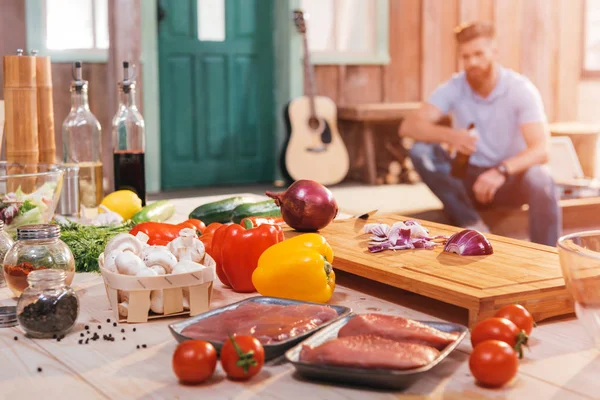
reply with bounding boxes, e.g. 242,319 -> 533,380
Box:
444,229 -> 493,256
265,180 -> 338,231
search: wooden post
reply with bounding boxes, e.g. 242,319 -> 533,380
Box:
107,0 -> 142,193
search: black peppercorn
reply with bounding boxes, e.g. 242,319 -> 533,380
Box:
106,319 -> 111,323
133,328 -> 136,332
78,340 -> 83,344
80,333 -> 84,337
142,344 -> 147,348
19,294 -> 79,338
136,345 -> 140,349
13,336 -> 18,341
85,339 -> 89,344
37,367 -> 42,373
84,325 -> 89,330
113,322 -> 117,327
123,337 -> 126,341
98,325 -> 101,329
121,328 -> 125,333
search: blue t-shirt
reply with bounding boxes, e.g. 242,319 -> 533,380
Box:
427,65 -> 547,168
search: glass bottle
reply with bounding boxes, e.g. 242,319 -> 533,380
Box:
61,61 -> 104,216
451,123 -> 476,179
17,269 -> 79,338
0,221 -> 14,288
112,61 -> 146,206
3,224 -> 75,297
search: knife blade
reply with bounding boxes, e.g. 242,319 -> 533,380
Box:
356,209 -> 378,220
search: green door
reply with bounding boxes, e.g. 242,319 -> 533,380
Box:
158,0 -> 275,189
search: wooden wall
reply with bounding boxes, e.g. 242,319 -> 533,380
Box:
311,0 -> 584,123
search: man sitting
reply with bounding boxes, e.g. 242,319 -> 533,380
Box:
399,21 -> 561,246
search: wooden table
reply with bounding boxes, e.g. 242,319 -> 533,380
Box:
0,194 -> 598,399
338,102 -> 421,185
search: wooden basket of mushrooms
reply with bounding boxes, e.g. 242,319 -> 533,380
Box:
98,228 -> 216,323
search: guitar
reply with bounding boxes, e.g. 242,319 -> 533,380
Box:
280,10 -> 350,186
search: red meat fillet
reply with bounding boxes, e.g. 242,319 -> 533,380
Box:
180,302 -> 339,344
337,314 -> 459,350
299,335 -> 440,370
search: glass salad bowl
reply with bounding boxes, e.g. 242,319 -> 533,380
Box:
0,163 -> 64,236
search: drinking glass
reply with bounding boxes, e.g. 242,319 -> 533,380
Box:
557,231 -> 600,347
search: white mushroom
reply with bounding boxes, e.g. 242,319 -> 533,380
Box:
150,290 -> 164,314
98,252 -> 105,268
118,301 -> 129,317
168,228 -> 205,262
105,233 -> 144,256
102,250 -> 121,273
135,231 -> 150,245
172,259 -> 206,275
182,287 -> 190,311
150,265 -> 167,275
143,247 -> 177,273
115,252 -> 147,275
140,245 -> 169,261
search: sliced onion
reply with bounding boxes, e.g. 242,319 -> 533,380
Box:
443,229 -> 493,256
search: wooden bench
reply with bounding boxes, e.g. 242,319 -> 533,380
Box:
338,102 -> 421,185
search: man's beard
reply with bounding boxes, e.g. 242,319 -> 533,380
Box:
466,62 -> 494,90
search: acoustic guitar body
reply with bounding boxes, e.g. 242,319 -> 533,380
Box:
282,95 -> 350,186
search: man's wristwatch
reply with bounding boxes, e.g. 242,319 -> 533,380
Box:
496,163 -> 509,178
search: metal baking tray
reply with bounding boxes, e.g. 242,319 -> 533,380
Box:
285,314 -> 468,390
168,296 -> 352,361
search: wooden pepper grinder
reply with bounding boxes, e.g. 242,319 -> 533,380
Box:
3,49 -> 39,171
34,51 -> 56,164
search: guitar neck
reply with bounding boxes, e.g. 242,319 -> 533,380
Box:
302,32 -> 318,119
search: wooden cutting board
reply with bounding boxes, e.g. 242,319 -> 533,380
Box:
286,214 -> 574,327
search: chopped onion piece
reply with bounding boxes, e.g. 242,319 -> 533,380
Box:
444,229 -> 493,256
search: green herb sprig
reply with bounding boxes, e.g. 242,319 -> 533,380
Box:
56,221 -> 135,273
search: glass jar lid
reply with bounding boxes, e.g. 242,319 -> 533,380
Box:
27,269 -> 66,285
17,224 -> 60,240
0,306 -> 18,328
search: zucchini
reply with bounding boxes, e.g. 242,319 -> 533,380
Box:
132,200 -> 176,224
231,199 -> 281,224
189,196 -> 256,224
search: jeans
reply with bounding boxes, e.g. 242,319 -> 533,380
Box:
409,142 -> 562,246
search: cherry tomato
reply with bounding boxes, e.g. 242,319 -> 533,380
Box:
221,335 -> 265,380
471,317 -> 528,358
469,340 -> 518,387
495,304 -> 534,335
172,340 -> 217,384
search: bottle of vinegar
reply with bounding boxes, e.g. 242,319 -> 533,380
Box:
61,61 -> 103,214
112,61 -> 146,206
451,123 -> 476,179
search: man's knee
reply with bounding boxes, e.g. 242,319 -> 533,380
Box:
523,165 -> 557,199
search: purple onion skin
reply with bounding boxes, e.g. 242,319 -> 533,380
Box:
444,229 -> 493,256
265,180 -> 338,232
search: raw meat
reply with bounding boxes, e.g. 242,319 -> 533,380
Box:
180,302 -> 339,344
338,314 -> 459,350
299,335 -> 439,370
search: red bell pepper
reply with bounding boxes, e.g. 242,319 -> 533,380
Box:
130,219 -> 206,246
240,216 -> 286,230
199,223 -> 223,258
211,223 -> 284,293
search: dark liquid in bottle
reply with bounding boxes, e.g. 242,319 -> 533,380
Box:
451,123 -> 475,179
113,151 -> 146,206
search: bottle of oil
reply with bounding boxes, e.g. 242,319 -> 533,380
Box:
112,61 -> 146,206
451,123 -> 476,179
61,61 -> 103,215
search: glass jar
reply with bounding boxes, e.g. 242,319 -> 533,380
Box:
3,224 -> 75,297
17,269 -> 79,338
0,221 -> 15,288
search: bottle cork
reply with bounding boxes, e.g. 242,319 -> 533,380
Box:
35,54 -> 56,164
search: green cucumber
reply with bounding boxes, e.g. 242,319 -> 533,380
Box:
231,199 -> 281,224
132,200 -> 176,223
189,196 -> 256,224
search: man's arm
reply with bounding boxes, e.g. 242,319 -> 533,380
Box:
502,122 -> 549,175
400,103 -> 477,155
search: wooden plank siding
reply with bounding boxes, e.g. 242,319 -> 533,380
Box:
311,0 -> 584,123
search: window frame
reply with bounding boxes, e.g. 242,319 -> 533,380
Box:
25,0 -> 109,62
306,0 -> 390,65
582,0 -> 600,78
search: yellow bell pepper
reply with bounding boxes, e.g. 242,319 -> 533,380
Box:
252,233 -> 336,303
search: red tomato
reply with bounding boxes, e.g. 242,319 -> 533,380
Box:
471,317 -> 528,358
220,335 -> 265,380
172,340 -> 217,384
495,304 -> 534,335
469,340 -> 519,387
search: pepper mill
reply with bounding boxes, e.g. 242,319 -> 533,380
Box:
34,51 -> 57,164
